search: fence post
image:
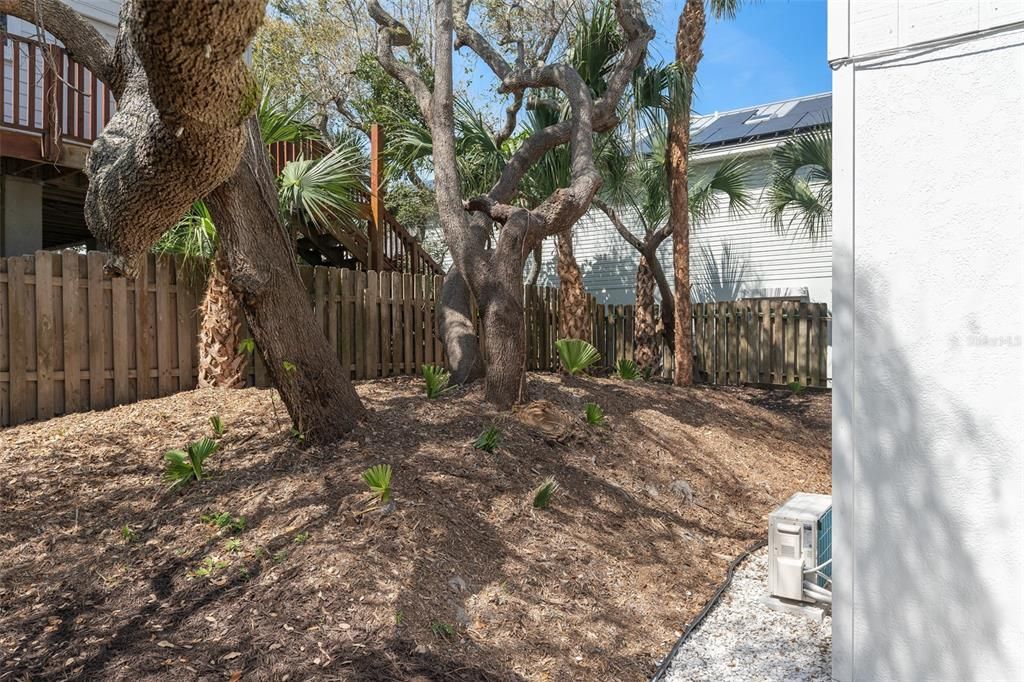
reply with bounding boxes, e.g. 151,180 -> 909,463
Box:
368,124 -> 385,272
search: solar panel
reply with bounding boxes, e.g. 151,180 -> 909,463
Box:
691,94 -> 831,147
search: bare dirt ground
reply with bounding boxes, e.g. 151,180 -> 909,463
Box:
0,374 -> 830,681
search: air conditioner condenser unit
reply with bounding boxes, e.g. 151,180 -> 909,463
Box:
768,492 -> 832,603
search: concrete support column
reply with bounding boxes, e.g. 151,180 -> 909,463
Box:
1,176 -> 43,256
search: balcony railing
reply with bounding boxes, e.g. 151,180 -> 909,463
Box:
2,35 -> 115,153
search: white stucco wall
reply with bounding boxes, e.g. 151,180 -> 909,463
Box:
830,1 -> 1024,680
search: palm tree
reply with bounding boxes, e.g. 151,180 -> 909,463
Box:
595,121 -> 752,372
668,0 -> 741,385
764,126 -> 832,240
157,88 -> 367,388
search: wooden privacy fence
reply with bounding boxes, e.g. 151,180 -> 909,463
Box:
0,250 -> 830,426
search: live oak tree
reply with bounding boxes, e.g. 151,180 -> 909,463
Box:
4,0 -> 365,443
369,0 -> 653,407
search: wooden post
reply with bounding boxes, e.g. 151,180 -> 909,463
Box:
369,124 -> 385,272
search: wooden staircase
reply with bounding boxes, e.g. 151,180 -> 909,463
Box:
269,126 -> 443,277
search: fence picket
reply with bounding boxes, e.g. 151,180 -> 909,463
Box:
34,251 -> 55,419
340,269 -> 354,378
135,254 -> 155,399
87,252 -> 108,409
112,274 -> 130,404
8,258 -> 28,424
61,251 -> 82,412
379,273 -> 392,377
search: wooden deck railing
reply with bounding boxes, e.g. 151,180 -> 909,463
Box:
1,35 -> 116,155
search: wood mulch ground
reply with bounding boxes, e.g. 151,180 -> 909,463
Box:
0,374 -> 830,681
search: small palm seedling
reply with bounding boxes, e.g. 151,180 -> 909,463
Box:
224,538 -> 243,553
293,531 -> 311,544
422,364 -> 453,399
431,621 -> 456,639
584,402 -> 607,427
555,339 -> 601,376
201,511 -> 247,533
188,556 -> 229,579
615,358 -> 640,380
473,424 -> 501,453
788,381 -> 806,396
163,438 -> 218,491
533,477 -> 560,509
362,464 -> 393,504
210,415 -> 225,437
120,525 -> 138,544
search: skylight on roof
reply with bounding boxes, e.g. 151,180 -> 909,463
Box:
745,100 -> 799,125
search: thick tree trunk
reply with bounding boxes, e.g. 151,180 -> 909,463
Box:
634,255 -> 657,372
555,230 -> 590,342
206,118 -> 365,443
480,284 -> 527,408
669,0 -> 705,386
438,266 -> 485,384
197,250 -> 246,388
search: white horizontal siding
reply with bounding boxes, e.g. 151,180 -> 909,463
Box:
537,154 -> 833,308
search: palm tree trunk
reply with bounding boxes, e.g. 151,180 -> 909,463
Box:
669,0 -> 706,386
197,249 -> 247,388
555,230 -> 591,342
634,255 -> 657,372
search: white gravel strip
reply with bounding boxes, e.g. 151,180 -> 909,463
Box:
662,547 -> 831,682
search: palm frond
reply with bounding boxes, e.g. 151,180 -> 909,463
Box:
154,200 -> 217,262
278,141 -> 367,233
555,339 -> 601,375
257,85 -> 321,146
764,127 -> 832,240
689,156 -> 754,227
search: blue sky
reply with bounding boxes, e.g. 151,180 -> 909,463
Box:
649,0 -> 831,114
454,0 -> 831,119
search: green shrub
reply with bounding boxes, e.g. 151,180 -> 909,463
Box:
362,464 -> 393,504
555,339 -> 601,376
584,402 -> 606,427
615,358 -> 640,380
422,364 -> 453,399
473,424 -> 501,453
163,438 -> 218,491
533,477 -> 559,509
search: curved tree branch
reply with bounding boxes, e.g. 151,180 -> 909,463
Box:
0,0 -> 117,90
82,0 -> 266,276
367,0 -> 433,122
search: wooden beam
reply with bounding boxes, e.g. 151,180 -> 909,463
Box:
368,123 -> 385,272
